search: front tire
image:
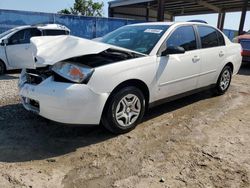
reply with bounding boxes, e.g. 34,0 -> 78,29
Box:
213,65 -> 232,95
102,86 -> 145,134
0,61 -> 6,75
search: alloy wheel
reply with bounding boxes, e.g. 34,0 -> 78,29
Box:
220,69 -> 231,91
115,94 -> 141,127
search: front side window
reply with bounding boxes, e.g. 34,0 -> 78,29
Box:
166,26 -> 197,51
198,26 -> 219,48
8,28 -> 41,45
101,25 -> 170,54
42,29 -> 69,36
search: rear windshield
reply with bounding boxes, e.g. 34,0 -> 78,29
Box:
42,29 -> 69,36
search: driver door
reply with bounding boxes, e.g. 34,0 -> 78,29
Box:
156,25 -> 201,100
6,28 -> 41,69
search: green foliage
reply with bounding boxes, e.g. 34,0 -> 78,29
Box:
58,8 -> 71,14
58,0 -> 104,17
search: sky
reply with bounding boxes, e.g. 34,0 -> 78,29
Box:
0,0 -> 249,31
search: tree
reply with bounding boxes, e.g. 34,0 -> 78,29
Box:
58,9 -> 71,14
58,0 -> 104,17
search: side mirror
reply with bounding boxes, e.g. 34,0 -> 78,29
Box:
161,46 -> 185,56
1,39 -> 9,46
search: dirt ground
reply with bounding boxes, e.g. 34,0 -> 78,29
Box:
0,64 -> 250,188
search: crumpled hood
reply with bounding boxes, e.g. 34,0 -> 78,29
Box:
31,35 -> 144,66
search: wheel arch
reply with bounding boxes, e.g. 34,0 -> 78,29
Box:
225,62 -> 234,73
216,62 -> 234,82
101,79 -> 150,117
0,58 -> 7,73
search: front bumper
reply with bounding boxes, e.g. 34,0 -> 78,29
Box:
19,70 -> 109,125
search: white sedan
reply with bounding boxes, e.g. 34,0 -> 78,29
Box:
18,22 -> 242,133
0,24 -> 70,74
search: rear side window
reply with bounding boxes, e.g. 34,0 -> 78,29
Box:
198,26 -> 219,48
42,29 -> 69,36
166,26 -> 197,51
216,30 -> 225,46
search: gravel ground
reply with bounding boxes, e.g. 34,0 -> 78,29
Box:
0,65 -> 250,188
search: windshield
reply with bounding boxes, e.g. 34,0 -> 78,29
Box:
101,25 -> 169,54
0,28 -> 18,39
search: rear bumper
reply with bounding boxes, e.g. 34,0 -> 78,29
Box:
240,48 -> 250,62
19,73 -> 109,125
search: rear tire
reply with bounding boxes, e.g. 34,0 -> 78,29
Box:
0,61 -> 6,75
102,86 -> 145,134
213,65 -> 232,95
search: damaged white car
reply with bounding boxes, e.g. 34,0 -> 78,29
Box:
19,22 -> 242,133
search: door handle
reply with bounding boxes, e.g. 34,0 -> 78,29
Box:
192,56 -> 200,63
219,51 -> 224,57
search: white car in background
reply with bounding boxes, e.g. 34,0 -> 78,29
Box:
19,22 -> 242,134
0,24 -> 70,74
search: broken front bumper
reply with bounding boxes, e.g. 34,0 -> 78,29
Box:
18,69 -> 109,125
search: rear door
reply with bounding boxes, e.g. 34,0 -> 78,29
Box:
156,25 -> 201,100
196,25 -> 226,87
6,28 -> 41,68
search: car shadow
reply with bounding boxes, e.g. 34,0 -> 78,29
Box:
0,103 -> 115,162
238,62 -> 250,76
144,90 -> 214,121
0,70 -> 20,80
0,89 -> 216,163
0,74 -> 19,80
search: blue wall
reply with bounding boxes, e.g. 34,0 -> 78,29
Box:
0,9 -> 142,39
0,9 -> 237,40
223,29 -> 238,41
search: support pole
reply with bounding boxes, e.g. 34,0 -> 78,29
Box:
217,11 -> 225,31
157,0 -> 164,21
146,2 -> 150,21
238,0 -> 248,35
217,12 -> 222,28
108,6 -> 113,17
169,15 -> 174,22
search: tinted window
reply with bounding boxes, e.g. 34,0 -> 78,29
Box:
217,30 -> 225,46
9,28 -> 41,45
101,25 -> 169,54
166,26 -> 197,51
198,26 -> 219,48
43,30 -> 69,36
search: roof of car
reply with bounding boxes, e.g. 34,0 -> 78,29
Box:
131,21 -> 208,27
14,24 -> 70,31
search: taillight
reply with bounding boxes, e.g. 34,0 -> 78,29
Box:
241,46 -> 243,56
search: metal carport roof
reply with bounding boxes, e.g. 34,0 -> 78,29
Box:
109,0 -> 250,34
